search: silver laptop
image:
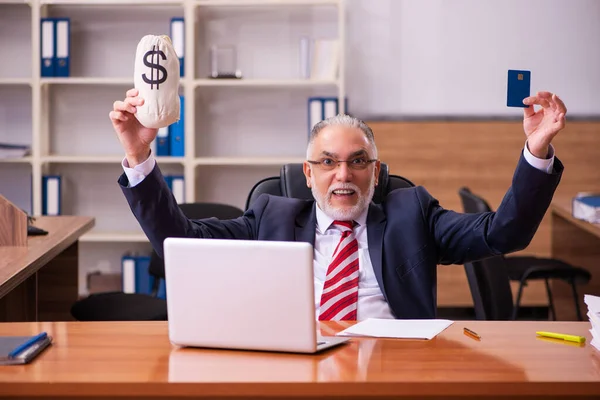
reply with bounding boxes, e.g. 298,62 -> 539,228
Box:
163,237 -> 350,353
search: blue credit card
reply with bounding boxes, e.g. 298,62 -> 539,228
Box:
507,70 -> 531,107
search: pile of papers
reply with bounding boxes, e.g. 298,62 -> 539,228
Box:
573,193 -> 600,223
584,294 -> 600,351
336,318 -> 454,340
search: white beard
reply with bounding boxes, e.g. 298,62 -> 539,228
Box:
310,175 -> 376,221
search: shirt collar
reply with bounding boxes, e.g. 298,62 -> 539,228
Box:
315,204 -> 369,233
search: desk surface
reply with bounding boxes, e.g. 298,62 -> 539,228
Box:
552,198 -> 600,239
0,321 -> 598,398
0,216 -> 94,299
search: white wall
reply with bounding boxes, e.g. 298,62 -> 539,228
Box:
346,0 -> 600,117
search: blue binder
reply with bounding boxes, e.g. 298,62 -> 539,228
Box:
171,175 -> 185,204
150,269 -> 166,299
134,255 -> 152,294
307,96 -> 350,138
322,97 -> 339,119
155,126 -> 170,156
41,175 -> 61,216
169,95 -> 185,156
170,17 -> 185,77
307,97 -> 324,137
121,255 -> 138,294
54,18 -> 70,77
164,175 -> 185,204
121,255 -> 154,296
40,18 -> 55,77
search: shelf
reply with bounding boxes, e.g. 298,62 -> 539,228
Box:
194,156 -> 304,166
195,0 -> 339,6
40,78 -> 190,87
0,157 -> 32,164
194,79 -> 338,88
155,156 -> 186,164
44,156 -> 301,166
43,155 -> 185,164
43,155 -> 123,163
80,231 -> 149,243
0,78 -> 32,86
40,0 -> 182,5
40,77 -> 133,86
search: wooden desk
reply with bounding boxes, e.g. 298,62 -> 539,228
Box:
0,216 -> 94,322
0,321 -> 598,399
551,199 -> 600,320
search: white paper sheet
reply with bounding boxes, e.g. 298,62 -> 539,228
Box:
585,295 -> 599,351
585,294 -> 600,313
336,318 -> 454,340
591,336 -> 600,352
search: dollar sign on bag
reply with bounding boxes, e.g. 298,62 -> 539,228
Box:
142,45 -> 168,90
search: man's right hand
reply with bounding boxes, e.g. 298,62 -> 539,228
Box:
109,88 -> 158,167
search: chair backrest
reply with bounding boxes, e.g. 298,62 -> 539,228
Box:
148,202 -> 245,281
245,162 -> 415,210
458,187 -> 514,320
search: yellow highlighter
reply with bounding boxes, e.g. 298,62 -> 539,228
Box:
536,331 -> 586,344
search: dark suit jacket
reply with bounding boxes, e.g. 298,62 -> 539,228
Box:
119,153 -> 563,319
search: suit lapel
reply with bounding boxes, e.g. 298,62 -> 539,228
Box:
367,203 -> 386,295
295,203 -> 317,247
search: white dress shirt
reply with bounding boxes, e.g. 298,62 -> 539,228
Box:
314,205 -> 395,319
122,143 -> 555,319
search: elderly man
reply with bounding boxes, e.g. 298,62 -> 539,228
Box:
110,89 -> 566,320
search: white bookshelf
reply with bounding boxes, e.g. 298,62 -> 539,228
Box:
193,156 -> 305,166
0,0 -> 345,294
40,77 -> 133,85
40,0 -> 181,5
0,79 -> 32,85
41,155 -> 186,164
0,157 -> 33,164
194,0 -> 338,6
193,78 -> 339,87
80,231 -> 148,242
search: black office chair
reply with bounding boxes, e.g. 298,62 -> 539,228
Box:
464,254 -> 516,320
245,162 -> 415,209
458,187 -> 591,320
70,202 -> 244,321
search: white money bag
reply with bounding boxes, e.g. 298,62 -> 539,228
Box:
133,34 -> 180,129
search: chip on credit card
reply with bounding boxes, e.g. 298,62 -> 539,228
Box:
507,69 -> 530,108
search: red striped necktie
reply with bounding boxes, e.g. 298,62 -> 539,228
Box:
318,220 -> 359,321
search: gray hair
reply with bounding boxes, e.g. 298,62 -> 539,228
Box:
306,114 -> 378,158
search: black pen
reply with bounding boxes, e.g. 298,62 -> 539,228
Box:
463,327 -> 481,340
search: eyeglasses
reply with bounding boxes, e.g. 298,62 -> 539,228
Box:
306,157 -> 377,171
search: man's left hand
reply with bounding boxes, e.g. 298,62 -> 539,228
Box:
522,91 -> 567,159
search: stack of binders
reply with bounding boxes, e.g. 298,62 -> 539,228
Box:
150,18 -> 185,158
40,18 -> 70,77
122,255 -> 166,300
164,175 -> 185,204
151,95 -> 185,157
307,97 -> 348,138
170,17 -> 185,77
0,332 -> 52,365
585,294 -> 600,351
